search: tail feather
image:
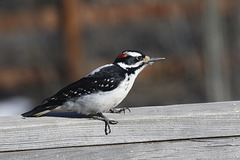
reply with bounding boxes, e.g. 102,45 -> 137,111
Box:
21,104 -> 55,117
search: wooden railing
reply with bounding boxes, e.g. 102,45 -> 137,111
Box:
1,101 -> 240,159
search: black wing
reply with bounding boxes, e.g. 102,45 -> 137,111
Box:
22,65 -> 126,117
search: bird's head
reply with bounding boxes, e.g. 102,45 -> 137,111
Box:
113,50 -> 165,74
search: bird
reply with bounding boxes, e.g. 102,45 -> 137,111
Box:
22,50 -> 165,135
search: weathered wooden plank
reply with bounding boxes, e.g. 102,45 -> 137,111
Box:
0,101 -> 240,152
1,137 -> 240,160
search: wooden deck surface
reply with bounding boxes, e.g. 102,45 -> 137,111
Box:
0,101 -> 240,159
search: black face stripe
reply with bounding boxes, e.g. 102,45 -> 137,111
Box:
125,63 -> 145,75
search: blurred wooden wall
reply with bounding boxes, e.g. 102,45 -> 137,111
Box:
0,0 -> 239,104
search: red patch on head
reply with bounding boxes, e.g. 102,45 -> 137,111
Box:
118,53 -> 127,59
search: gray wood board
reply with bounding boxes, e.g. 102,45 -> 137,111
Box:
1,137 -> 240,160
1,101 -> 240,152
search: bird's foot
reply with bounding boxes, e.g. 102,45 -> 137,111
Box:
90,112 -> 118,135
109,107 -> 131,114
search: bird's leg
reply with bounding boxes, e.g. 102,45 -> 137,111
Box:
90,112 -> 118,135
109,107 -> 131,114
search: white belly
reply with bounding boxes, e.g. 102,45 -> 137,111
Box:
57,73 -> 137,114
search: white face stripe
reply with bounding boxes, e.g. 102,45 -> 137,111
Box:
123,51 -> 142,57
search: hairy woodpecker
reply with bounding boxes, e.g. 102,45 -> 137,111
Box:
22,50 -> 165,135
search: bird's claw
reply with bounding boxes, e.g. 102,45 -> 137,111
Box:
109,107 -> 131,114
90,113 -> 118,135
103,117 -> 118,135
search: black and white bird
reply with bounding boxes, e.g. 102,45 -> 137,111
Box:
22,50 -> 165,135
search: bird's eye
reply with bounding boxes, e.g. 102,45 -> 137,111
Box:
136,56 -> 143,61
